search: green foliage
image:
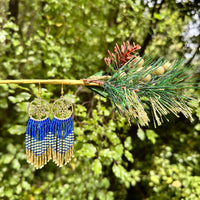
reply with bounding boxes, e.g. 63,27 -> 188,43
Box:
103,55 -> 197,127
0,0 -> 200,199
146,129 -> 158,144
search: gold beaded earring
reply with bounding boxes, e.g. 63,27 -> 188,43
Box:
25,83 -> 51,169
50,84 -> 74,167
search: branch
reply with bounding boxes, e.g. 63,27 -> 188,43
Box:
140,0 -> 165,56
186,42 -> 200,66
8,0 -> 19,23
0,79 -> 102,86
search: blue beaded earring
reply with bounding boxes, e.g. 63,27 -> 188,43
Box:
50,84 -> 74,167
25,83 -> 51,169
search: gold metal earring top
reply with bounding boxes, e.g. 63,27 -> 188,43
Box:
61,83 -> 64,96
52,84 -> 73,120
28,83 -> 51,121
38,82 -> 41,97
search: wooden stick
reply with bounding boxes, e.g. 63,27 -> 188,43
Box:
0,79 -> 101,86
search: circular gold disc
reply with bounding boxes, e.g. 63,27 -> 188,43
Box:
28,98 -> 51,121
52,97 -> 73,120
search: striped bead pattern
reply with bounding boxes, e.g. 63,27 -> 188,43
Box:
50,116 -> 74,167
25,117 -> 74,168
25,118 -> 51,169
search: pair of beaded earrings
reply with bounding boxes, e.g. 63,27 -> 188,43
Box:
25,84 -> 74,169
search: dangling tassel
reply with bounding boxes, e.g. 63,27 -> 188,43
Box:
67,117 -> 74,162
50,116 -> 74,167
25,118 -> 51,169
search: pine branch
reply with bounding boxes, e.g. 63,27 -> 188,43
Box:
102,52 -> 198,127
0,41 -> 198,128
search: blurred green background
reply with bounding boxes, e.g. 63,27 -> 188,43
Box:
0,0 -> 200,199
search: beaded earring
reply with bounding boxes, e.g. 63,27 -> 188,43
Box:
50,84 -> 74,167
25,83 -> 51,169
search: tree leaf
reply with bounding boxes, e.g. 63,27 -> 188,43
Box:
195,123 -> 200,131
124,136 -> 132,150
12,159 -> 21,170
92,159 -> 102,175
146,129 -> 158,144
153,13 -> 162,20
125,150 -> 134,163
8,125 -> 26,135
137,128 -> 145,141
76,143 -> 97,158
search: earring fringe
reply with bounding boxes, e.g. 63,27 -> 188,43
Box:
25,118 -> 51,169
50,116 -> 74,166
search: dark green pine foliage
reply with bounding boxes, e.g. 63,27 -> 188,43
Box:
88,42 -> 197,127
103,56 -> 197,127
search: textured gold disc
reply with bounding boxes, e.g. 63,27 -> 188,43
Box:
28,98 -> 51,121
52,96 -> 73,120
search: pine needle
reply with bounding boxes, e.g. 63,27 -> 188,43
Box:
102,55 -> 197,127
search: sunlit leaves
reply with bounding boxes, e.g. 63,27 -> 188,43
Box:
194,123 -> 200,131
137,128 -> 145,141
124,150 -> 134,163
77,143 -> 97,157
0,30 -> 7,43
146,129 -> 158,144
112,164 -> 140,187
8,125 -> 26,135
92,159 -> 102,175
1,154 -> 14,164
8,92 -> 31,104
196,107 -> 200,121
11,159 -> 21,170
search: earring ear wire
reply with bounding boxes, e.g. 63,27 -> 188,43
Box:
38,82 -> 41,97
61,83 -> 64,96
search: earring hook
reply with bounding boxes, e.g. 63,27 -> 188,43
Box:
38,82 -> 41,97
61,83 -> 64,96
